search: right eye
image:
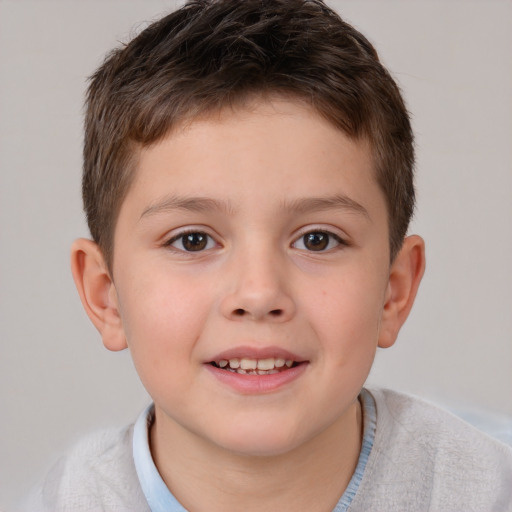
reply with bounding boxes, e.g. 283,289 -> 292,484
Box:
166,231 -> 216,252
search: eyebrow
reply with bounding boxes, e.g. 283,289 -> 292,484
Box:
139,193 -> 370,220
282,194 -> 370,220
140,195 -> 234,219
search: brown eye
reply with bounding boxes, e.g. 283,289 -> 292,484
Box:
183,233 -> 207,251
169,231 -> 214,252
292,231 -> 344,252
303,232 -> 329,251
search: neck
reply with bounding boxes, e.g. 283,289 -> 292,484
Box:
150,399 -> 363,512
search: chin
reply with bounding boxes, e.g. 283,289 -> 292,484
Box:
210,422 -> 308,458
221,439 -> 300,458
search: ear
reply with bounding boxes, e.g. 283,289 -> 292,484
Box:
70,238 -> 128,352
378,235 -> 425,349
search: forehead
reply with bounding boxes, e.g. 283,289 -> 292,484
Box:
123,98 -> 384,221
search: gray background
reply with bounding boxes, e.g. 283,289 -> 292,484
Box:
1,0 -> 511,509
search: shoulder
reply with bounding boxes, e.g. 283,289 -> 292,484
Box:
372,387 -> 512,462
22,425 -> 149,512
351,388 -> 512,512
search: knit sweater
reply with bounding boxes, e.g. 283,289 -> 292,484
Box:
22,388 -> 512,511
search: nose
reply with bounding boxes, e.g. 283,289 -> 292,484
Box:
219,246 -> 296,322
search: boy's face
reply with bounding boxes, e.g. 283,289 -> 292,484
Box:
109,98 -> 397,455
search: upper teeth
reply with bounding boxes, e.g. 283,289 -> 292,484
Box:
218,357 -> 294,370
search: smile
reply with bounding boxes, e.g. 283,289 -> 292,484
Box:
205,347 -> 308,393
210,357 -> 296,375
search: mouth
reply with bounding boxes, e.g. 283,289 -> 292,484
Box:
205,349 -> 308,393
209,357 -> 300,375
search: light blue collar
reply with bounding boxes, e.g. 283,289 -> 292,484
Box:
133,405 -> 187,511
333,388 -> 377,511
133,389 -> 377,512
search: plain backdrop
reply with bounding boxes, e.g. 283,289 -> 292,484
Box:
1,0 -> 511,508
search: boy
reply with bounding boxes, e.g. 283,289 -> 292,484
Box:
25,0 -> 512,510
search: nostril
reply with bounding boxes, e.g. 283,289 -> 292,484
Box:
230,308 -> 285,319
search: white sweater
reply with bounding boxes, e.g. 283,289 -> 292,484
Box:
22,388 -> 512,511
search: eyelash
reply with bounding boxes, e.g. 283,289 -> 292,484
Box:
163,228 -> 347,253
164,230 -> 217,252
292,230 -> 347,252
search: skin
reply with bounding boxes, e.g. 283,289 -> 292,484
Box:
72,98 -> 425,511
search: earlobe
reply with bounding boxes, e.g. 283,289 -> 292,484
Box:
70,239 -> 128,352
378,235 -> 426,349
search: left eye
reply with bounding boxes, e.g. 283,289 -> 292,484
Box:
292,231 -> 343,252
168,231 -> 216,252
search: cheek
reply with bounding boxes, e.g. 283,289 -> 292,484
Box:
115,269 -> 213,382
306,269 -> 386,351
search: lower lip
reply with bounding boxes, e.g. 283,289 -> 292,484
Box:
204,363 -> 308,394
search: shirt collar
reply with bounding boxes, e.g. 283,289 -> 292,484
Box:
132,389 -> 376,512
133,404 -> 187,512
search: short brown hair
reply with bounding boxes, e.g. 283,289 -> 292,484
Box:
83,0 -> 415,269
